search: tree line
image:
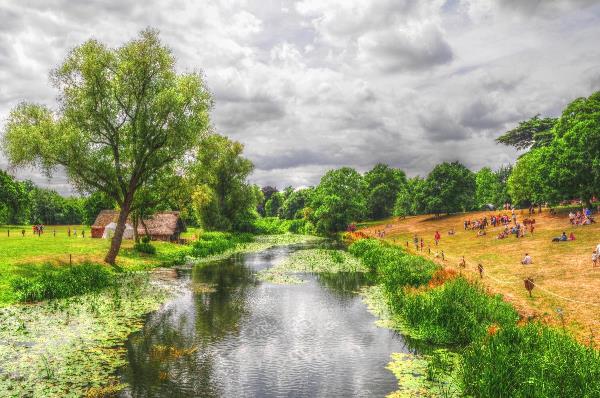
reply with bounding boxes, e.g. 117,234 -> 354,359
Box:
258,90 -> 600,234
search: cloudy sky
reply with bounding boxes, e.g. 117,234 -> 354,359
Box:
1,0 -> 600,194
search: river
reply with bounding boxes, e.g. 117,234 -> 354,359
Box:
118,243 -> 409,397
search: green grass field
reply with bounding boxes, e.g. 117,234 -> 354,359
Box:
0,225 -> 192,305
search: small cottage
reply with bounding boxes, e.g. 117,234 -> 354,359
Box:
91,210 -> 186,241
139,211 -> 186,242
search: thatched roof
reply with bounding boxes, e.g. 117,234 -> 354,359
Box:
92,210 -> 185,236
92,210 -> 124,228
141,211 -> 186,236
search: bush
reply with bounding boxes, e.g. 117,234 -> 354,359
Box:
11,263 -> 114,302
133,237 -> 156,255
252,217 -> 290,234
400,277 -> 518,345
462,323 -> 600,397
191,232 -> 254,258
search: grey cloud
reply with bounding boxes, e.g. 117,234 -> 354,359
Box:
1,0 -> 600,192
358,24 -> 453,72
419,107 -> 471,142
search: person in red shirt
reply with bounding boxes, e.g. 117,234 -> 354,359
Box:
434,231 -> 441,246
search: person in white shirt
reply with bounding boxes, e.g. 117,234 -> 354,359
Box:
521,253 -> 533,265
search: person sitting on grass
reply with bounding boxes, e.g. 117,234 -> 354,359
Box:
477,229 -> 486,237
521,253 -> 533,265
561,232 -> 568,241
448,228 -> 455,235
569,232 -> 576,241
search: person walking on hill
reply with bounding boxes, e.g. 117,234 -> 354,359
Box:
413,234 -> 419,251
420,238 -> 424,251
434,231 -> 441,246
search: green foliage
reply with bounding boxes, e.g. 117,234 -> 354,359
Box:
422,162 -> 476,215
462,323 -> 600,397
496,114 -> 557,150
133,238 -> 157,255
0,171 -> 30,224
10,263 -> 113,302
475,167 -> 510,209
265,192 -> 284,217
508,148 -> 559,206
280,188 -> 313,219
364,163 -> 407,219
252,217 -> 291,234
191,232 -> 254,258
393,176 -> 426,217
507,91 -> 600,207
310,167 -> 367,233
187,134 -> 259,232
400,277 -> 518,345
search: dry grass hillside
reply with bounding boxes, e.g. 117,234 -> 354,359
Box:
360,209 -> 600,344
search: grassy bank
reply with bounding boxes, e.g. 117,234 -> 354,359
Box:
350,238 -> 600,397
360,210 -> 600,343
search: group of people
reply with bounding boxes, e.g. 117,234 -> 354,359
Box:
32,224 -> 45,235
552,231 -> 576,242
568,209 -> 596,226
497,221 -> 535,240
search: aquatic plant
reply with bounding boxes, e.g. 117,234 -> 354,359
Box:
0,272 -> 180,397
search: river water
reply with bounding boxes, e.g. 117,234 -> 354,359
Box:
118,243 -> 409,397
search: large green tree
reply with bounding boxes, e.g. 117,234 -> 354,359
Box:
187,134 -> 258,231
364,163 -> 406,219
547,91 -> 600,205
422,162 -> 476,215
2,29 -> 212,264
310,167 -> 366,233
474,167 -> 511,209
0,171 -> 30,224
280,188 -> 313,220
394,176 -> 427,217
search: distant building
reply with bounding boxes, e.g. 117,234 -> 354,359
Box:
91,210 -> 186,241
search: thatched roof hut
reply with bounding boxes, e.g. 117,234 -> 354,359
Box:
91,210 -> 186,241
139,211 -> 186,241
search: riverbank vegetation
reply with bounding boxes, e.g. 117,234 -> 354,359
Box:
350,238 -> 600,397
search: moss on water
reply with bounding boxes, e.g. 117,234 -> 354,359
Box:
0,272 -> 184,397
257,248 -> 366,284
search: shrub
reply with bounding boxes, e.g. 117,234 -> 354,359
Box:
191,232 -> 254,258
462,323 -> 600,397
133,239 -> 156,255
252,217 -> 290,234
400,277 -> 518,345
11,263 -> 113,302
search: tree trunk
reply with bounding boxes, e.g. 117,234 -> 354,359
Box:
132,214 -> 139,243
105,200 -> 132,265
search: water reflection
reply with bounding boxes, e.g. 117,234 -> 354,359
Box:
119,245 -> 408,397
